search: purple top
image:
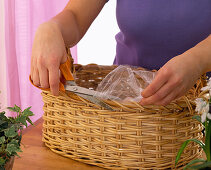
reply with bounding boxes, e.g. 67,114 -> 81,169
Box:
109,0 -> 211,75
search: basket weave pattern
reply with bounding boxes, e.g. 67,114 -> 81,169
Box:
42,64 -> 205,169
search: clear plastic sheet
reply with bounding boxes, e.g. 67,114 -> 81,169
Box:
94,65 -> 156,102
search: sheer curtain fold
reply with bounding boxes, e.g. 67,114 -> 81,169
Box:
4,0 -> 77,121
0,0 -> 7,110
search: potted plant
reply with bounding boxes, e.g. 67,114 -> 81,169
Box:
175,78 -> 211,169
0,105 -> 34,170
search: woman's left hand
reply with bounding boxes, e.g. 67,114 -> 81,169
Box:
140,53 -> 204,106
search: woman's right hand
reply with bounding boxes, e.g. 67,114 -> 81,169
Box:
30,21 -> 68,96
30,0 -> 106,95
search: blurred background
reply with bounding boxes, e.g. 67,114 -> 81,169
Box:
0,0 -> 119,122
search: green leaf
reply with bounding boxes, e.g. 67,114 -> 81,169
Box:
26,117 -> 34,126
0,112 -> 7,125
0,136 -> 5,144
184,159 -> 206,170
189,161 -> 211,169
0,120 -> 6,126
18,133 -> 22,145
13,151 -> 21,158
0,157 -> 5,166
22,107 -> 34,117
0,111 -> 6,118
0,111 -> 5,115
6,143 -> 22,155
175,139 -> 206,166
16,116 -> 27,127
9,139 -> 20,147
0,121 -> 8,132
6,144 -> 16,154
0,165 -> 5,170
205,121 -> 211,161
7,105 -> 21,113
4,125 -> 18,138
0,142 -> 5,151
192,115 -> 205,126
16,147 -> 22,153
8,117 -> 15,124
192,115 -> 201,123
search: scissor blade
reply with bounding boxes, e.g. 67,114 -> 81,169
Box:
77,93 -> 113,111
66,80 -> 76,86
66,85 -> 96,95
65,85 -> 117,100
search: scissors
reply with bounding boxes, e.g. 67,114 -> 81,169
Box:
29,56 -> 114,111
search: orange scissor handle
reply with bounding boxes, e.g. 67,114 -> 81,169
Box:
29,55 -> 74,92
59,56 -> 74,81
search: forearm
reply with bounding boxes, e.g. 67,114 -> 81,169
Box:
49,0 -> 106,47
185,35 -> 211,74
51,10 -> 80,47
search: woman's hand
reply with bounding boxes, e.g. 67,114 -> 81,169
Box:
30,21 -> 68,96
140,53 -> 204,106
30,0 -> 106,96
140,35 -> 211,106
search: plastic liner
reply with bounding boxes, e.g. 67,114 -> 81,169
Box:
94,65 -> 156,102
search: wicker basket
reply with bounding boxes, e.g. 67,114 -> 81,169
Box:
41,60 -> 206,169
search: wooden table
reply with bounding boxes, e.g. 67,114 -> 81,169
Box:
13,118 -> 104,170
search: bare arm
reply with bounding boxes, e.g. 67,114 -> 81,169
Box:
189,34 -> 211,73
141,34 -> 211,106
52,0 -> 107,46
31,0 -> 107,95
